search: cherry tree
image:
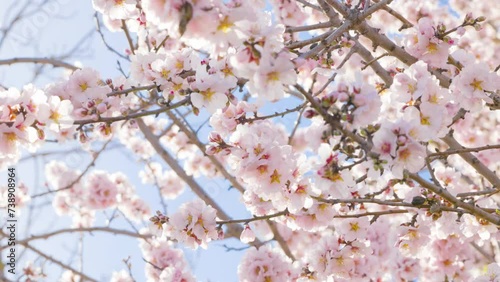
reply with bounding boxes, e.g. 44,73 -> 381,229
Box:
1,0 -> 500,281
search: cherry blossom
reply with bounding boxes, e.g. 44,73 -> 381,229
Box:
166,199 -> 219,249
110,270 -> 133,282
2,0 -> 500,281
238,246 -> 298,282
190,64 -> 233,113
92,0 -> 137,20
474,263 -> 500,282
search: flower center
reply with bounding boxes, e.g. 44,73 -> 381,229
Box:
470,78 -> 483,91
217,16 -> 233,33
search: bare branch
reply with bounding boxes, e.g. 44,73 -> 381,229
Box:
216,210 -> 288,225
0,57 -> 80,71
121,20 -> 135,55
441,134 -> 500,188
9,227 -> 151,251
408,172 -> 500,225
18,242 -> 97,282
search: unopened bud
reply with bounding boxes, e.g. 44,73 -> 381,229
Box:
193,106 -> 200,116
205,145 -> 220,156
208,132 -> 223,144
240,224 -> 255,244
79,131 -> 88,143
464,13 -> 474,24
85,100 -> 96,109
217,227 -> 224,240
96,103 -> 107,114
303,109 -> 318,119
396,135 -> 408,146
476,16 -> 486,22
36,127 -> 45,140
437,23 -> 446,34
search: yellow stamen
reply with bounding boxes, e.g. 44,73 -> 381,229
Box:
267,71 -> 280,82
470,79 -> 483,91
270,169 -> 281,184
398,148 -> 411,161
350,222 -> 360,232
50,111 -> 61,123
217,16 -> 233,33
79,82 -> 88,92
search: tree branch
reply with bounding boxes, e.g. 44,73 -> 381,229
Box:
0,57 -> 80,71
137,118 -> 248,240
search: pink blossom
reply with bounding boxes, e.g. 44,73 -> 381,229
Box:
119,196 -> 151,222
0,181 -> 30,212
247,51 -> 297,101
474,263 -> 500,282
110,270 -> 133,282
238,246 -> 298,282
306,234 -> 356,279
167,199 -> 219,249
47,96 -> 74,132
66,68 -> 108,103
397,225 -> 430,257
240,224 -> 256,243
86,171 -> 118,209
0,124 -> 22,157
450,62 -> 499,112
190,65 -> 231,113
337,217 -> 370,242
460,214 -> 497,240
404,17 -> 450,68
93,0 -> 137,20
141,238 -> 194,281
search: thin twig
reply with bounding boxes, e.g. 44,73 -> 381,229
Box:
30,140 -> 111,199
94,13 -> 128,60
0,57 -> 80,71
121,20 -> 135,55
73,98 -> 189,127
216,210 -> 287,225
19,242 -> 97,282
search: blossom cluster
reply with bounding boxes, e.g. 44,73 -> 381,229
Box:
47,161 -> 150,227
163,199 -> 219,249
2,0 -> 500,281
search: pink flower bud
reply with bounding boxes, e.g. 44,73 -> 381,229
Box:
79,131 -> 88,143
338,92 -> 350,102
36,127 -> 45,140
74,108 -> 88,118
96,103 -> 107,114
303,109 -> 318,119
397,135 -> 408,146
240,224 -> 255,244
208,132 -> 223,143
85,100 -> 96,109
206,145 -> 220,155
217,228 -> 224,240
